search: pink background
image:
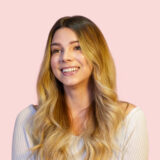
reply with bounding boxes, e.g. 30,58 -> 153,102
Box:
0,0 -> 159,159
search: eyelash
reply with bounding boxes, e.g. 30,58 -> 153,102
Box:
74,45 -> 81,50
51,49 -> 61,54
51,45 -> 81,54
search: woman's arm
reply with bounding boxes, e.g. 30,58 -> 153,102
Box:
12,105 -> 35,160
122,108 -> 149,160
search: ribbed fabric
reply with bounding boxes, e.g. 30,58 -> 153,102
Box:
12,104 -> 149,160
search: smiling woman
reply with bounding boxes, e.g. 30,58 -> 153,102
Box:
50,27 -> 93,88
12,15 -> 149,160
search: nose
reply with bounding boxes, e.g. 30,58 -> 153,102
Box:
60,48 -> 73,62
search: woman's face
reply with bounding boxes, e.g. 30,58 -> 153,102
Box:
50,27 -> 93,88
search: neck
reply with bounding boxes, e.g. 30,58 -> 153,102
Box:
64,80 -> 93,119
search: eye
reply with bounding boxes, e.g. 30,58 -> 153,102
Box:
51,49 -> 61,54
74,45 -> 81,51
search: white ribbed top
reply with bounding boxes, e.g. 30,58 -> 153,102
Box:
12,104 -> 149,160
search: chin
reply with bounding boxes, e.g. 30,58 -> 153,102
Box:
63,82 -> 80,87
62,80 -> 83,87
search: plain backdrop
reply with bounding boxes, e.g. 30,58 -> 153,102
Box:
0,0 -> 159,159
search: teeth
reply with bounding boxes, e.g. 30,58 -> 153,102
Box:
62,67 -> 79,73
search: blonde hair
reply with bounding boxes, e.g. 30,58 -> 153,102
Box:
27,15 -> 126,160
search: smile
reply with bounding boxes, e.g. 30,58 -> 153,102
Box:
61,67 -> 80,76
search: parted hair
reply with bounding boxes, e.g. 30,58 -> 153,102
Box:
27,15 -> 126,160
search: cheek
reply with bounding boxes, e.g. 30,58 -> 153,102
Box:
78,54 -> 93,71
50,55 -> 59,71
75,54 -> 87,65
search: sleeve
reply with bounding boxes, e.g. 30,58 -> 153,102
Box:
121,109 -> 149,160
12,108 -> 35,160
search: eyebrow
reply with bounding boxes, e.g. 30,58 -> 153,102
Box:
51,40 -> 79,46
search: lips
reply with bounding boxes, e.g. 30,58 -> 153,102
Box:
60,66 -> 80,76
60,66 -> 80,72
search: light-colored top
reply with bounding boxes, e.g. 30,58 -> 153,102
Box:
12,104 -> 149,160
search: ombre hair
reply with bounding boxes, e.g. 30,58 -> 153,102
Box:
27,15 -> 127,160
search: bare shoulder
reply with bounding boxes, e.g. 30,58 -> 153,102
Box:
33,104 -> 39,111
118,101 -> 136,116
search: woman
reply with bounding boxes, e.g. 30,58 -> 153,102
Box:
12,15 -> 149,160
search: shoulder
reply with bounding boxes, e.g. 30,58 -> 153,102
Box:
117,101 -> 148,141
118,101 -> 147,128
118,100 -> 136,116
116,102 -> 149,159
118,101 -> 147,123
12,105 -> 37,157
15,104 -> 37,126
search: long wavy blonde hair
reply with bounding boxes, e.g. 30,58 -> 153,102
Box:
27,15 -> 127,160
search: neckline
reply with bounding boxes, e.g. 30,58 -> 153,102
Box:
71,107 -> 140,138
29,104 -> 140,137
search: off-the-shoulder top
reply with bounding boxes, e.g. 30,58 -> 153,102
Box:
12,104 -> 149,160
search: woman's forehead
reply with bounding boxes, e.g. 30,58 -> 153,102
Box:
52,27 -> 78,42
